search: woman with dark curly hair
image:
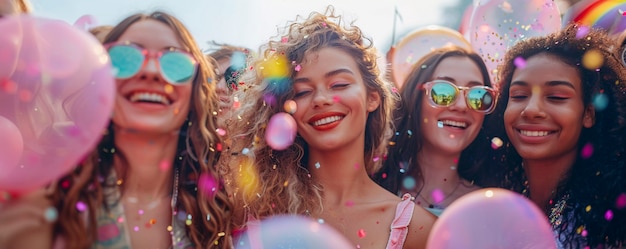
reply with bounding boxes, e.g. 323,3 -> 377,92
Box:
225,6 -> 435,249
373,46 -> 497,217
487,24 -> 626,248
0,11 -> 233,249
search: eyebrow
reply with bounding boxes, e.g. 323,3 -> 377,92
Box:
433,76 -> 484,87
293,68 -> 355,84
510,80 -> 576,89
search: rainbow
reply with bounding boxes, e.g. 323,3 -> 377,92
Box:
571,0 -> 626,34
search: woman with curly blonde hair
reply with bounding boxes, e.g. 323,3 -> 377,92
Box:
225,6 -> 435,249
0,11 -> 233,249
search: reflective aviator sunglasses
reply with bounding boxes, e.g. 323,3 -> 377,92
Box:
423,80 -> 497,114
105,41 -> 198,85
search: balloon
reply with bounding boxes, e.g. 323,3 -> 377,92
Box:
563,0 -> 626,35
235,215 -> 353,249
0,116 -> 24,171
0,15 -> 115,194
426,188 -> 557,249
265,112 -> 297,150
468,0 -> 561,83
391,25 -> 471,89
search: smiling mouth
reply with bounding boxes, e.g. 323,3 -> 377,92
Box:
518,130 -> 553,137
312,115 -> 344,127
128,92 -> 171,105
439,119 -> 468,129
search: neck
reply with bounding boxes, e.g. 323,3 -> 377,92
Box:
113,127 -> 179,199
309,139 -> 373,206
415,146 -> 463,193
523,152 -> 576,209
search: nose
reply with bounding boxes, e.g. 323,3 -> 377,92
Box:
520,94 -> 546,119
215,76 -> 229,95
447,91 -> 468,112
137,57 -> 162,82
312,88 -> 333,108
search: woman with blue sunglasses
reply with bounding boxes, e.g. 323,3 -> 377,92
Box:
374,46 -> 497,217
0,11 -> 233,249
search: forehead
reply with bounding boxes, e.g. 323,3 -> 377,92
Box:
511,53 -> 581,87
431,56 -> 484,85
117,19 -> 184,49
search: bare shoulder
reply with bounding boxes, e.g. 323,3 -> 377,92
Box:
404,202 -> 436,249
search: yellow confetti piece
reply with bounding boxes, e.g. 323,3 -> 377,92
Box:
167,225 -> 173,232
259,54 -> 290,78
185,220 -> 193,226
582,49 -> 604,70
164,84 -> 174,94
585,205 -> 591,212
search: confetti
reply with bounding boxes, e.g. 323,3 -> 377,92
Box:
575,26 -> 590,39
513,57 -> 526,69
402,177 -> 416,190
580,143 -> 593,159
76,201 -> 87,212
432,189 -> 445,203
592,93 -> 608,111
332,96 -> 340,102
284,100 -> 297,114
216,128 -> 227,136
357,229 -> 366,238
582,49 -> 604,70
605,210 -> 614,221
315,162 -> 321,169
615,193 -> 626,209
44,207 -> 58,222
491,137 -> 504,149
294,64 -> 302,72
138,209 -> 144,215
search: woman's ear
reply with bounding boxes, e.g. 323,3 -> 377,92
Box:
583,105 -> 595,128
366,91 -> 381,112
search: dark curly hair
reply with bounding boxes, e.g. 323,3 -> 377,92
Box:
373,46 -> 497,194
487,24 -> 626,248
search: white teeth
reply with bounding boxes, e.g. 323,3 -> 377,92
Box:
440,120 -> 467,128
520,130 -> 550,137
313,116 -> 342,126
130,92 -> 170,105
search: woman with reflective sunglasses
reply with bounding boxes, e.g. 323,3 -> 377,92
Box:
224,6 -> 435,249
487,24 -> 626,248
0,11 -> 233,249
374,46 -> 497,217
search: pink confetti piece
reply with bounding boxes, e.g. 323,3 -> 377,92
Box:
216,128 -> 227,136
373,156 -> 380,162
294,64 -> 302,71
281,37 -> 288,43
358,229 -> 366,238
431,189 -> 445,203
605,210 -> 614,221
580,143 -> 593,159
159,160 -> 171,171
76,201 -> 87,212
345,200 -> 354,207
332,95 -> 340,102
514,57 -> 526,69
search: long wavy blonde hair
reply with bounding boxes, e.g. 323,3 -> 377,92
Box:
225,6 -> 396,226
49,11 -> 233,249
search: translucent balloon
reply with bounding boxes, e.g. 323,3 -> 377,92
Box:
265,112 -> 297,150
0,116 -> 24,171
468,0 -> 561,82
235,215 -> 353,249
0,15 -> 115,194
391,25 -> 471,89
427,188 -> 557,249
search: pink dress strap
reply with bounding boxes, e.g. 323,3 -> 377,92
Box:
385,193 -> 415,249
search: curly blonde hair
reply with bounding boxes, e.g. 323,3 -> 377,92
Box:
225,6 -> 396,225
50,11 -> 233,249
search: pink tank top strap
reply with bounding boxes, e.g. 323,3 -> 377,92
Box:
385,193 -> 415,249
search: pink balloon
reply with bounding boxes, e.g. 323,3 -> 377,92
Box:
468,0 -> 561,83
0,116 -> 24,172
235,215 -> 353,249
426,188 -> 557,249
0,15 -> 115,194
391,25 -> 471,89
265,112 -> 297,151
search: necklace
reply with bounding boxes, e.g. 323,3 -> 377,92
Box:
417,181 -> 462,209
